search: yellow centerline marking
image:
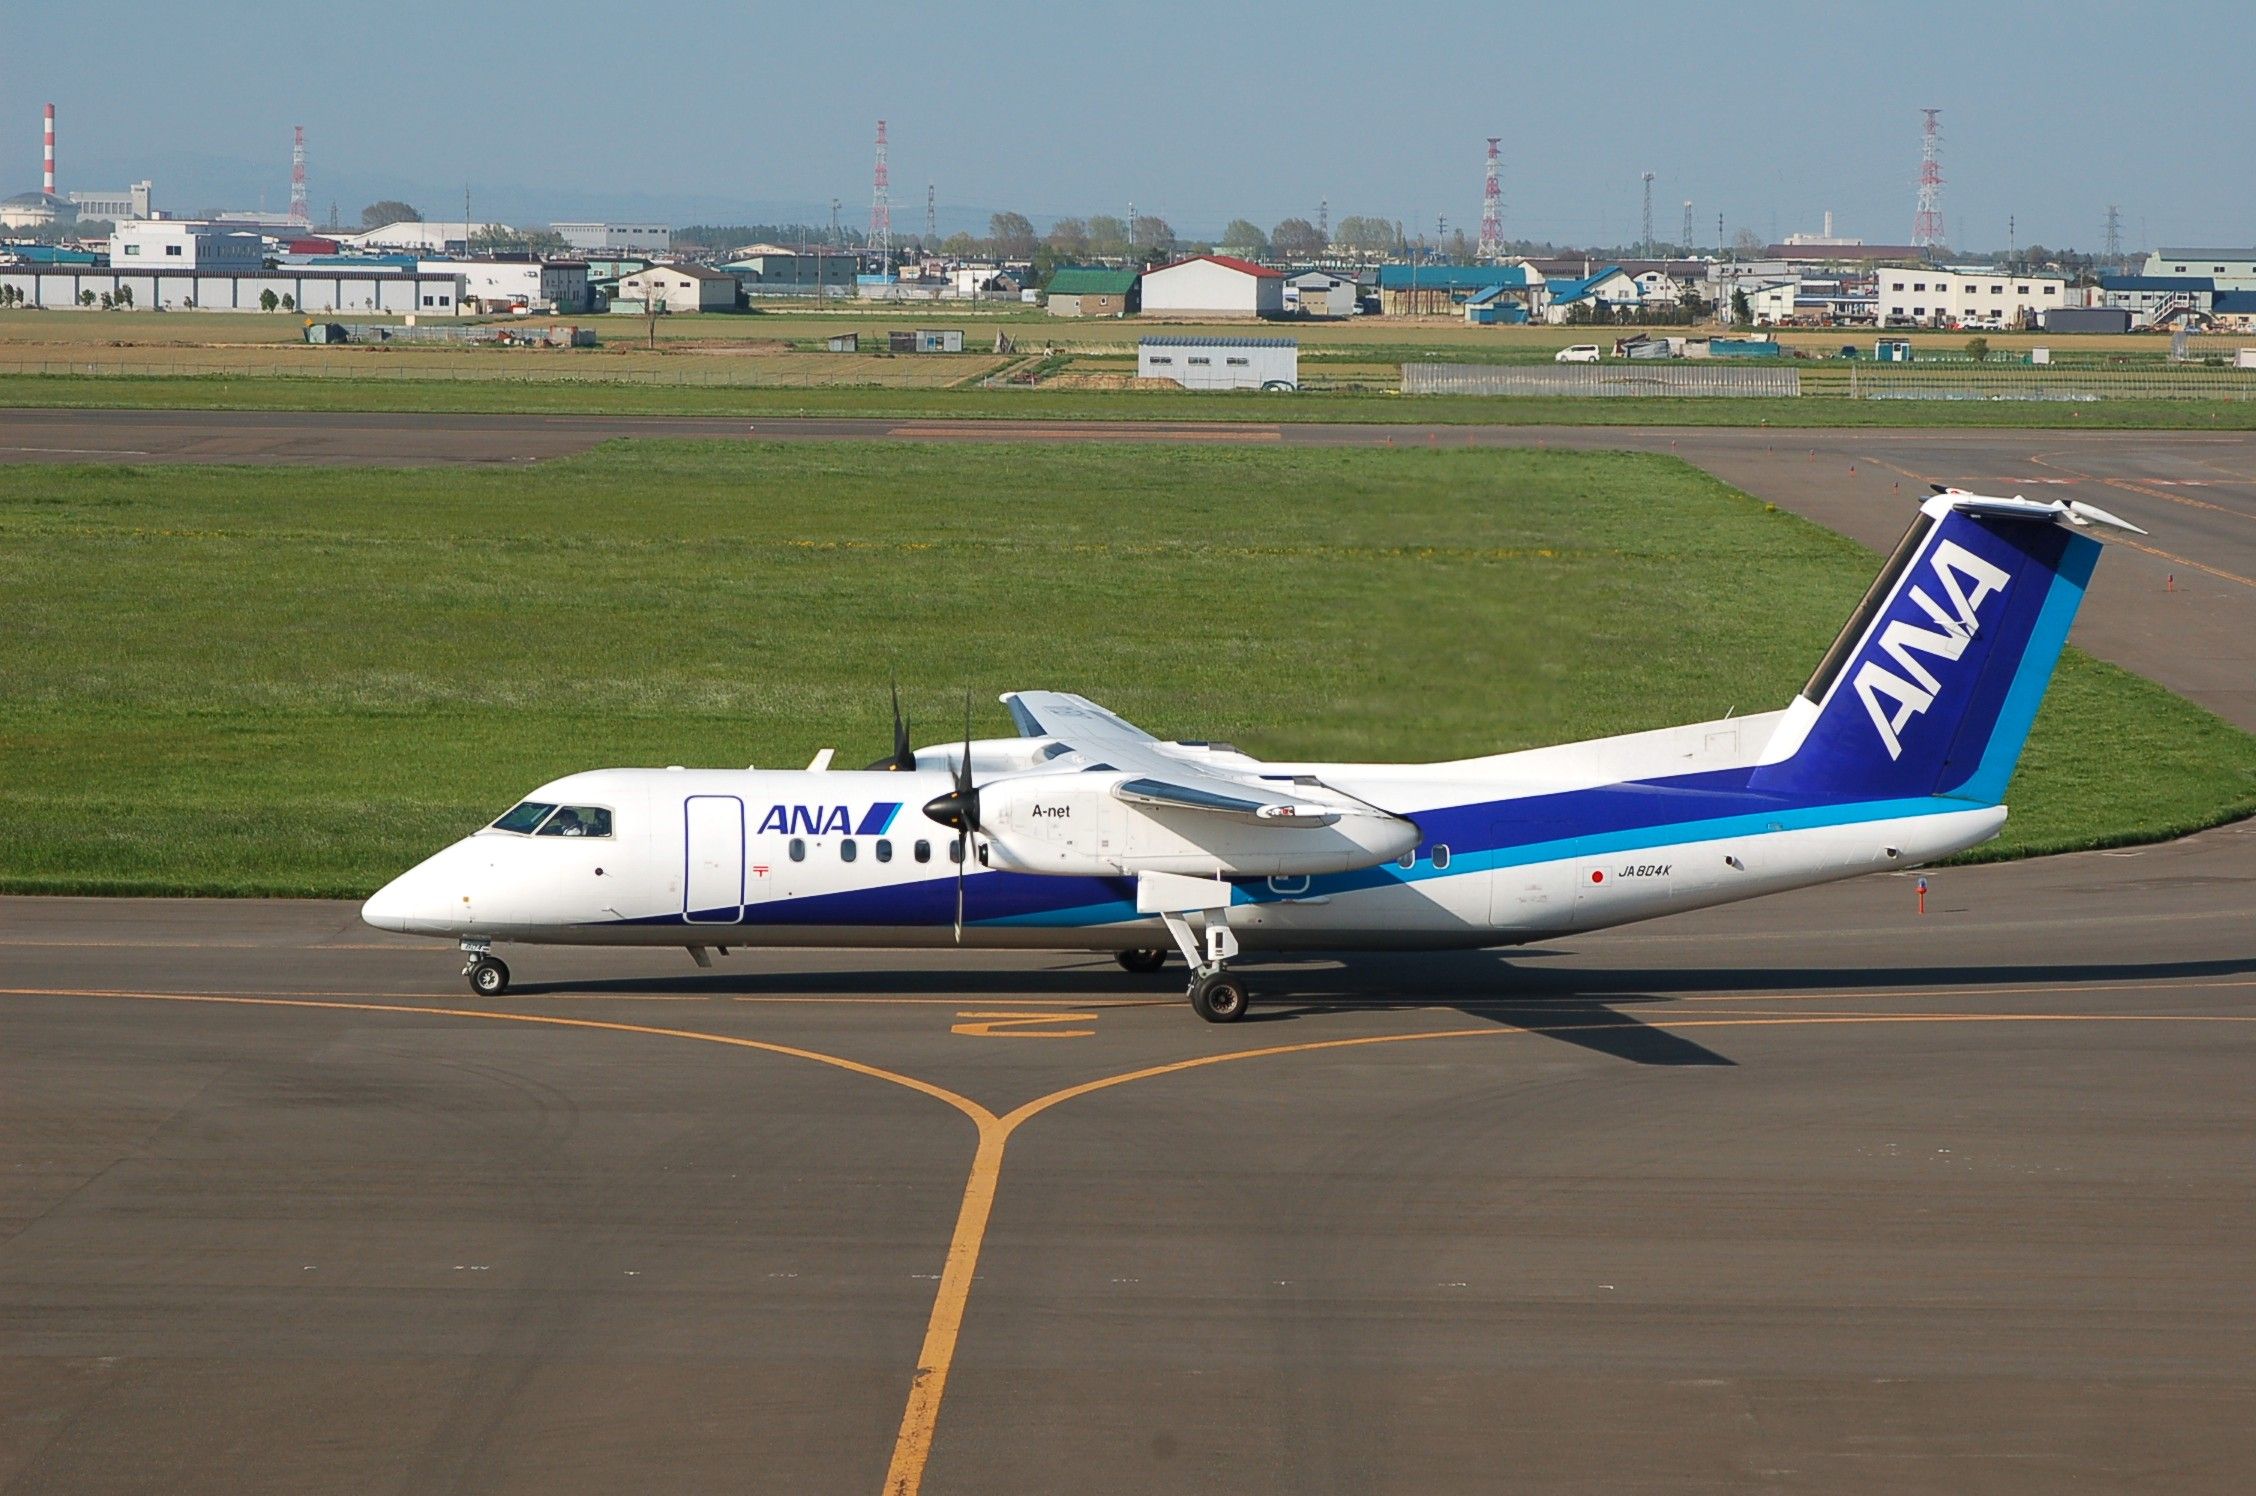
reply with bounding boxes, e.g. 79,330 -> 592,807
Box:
14,986 -> 2256,1496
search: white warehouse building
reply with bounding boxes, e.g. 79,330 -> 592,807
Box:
1138,336 -> 1297,390
110,220 -> 263,270
1877,268 -> 2066,328
1138,254 -> 1285,318
419,258 -> 591,313
553,221 -> 672,255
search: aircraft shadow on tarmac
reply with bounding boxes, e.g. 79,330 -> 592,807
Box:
512,951 -> 2256,1070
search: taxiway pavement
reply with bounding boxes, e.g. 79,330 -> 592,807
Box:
5,820 -> 2254,1493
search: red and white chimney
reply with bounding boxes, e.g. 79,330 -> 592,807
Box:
43,103 -> 56,196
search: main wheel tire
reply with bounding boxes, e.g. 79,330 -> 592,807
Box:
1115,948 -> 1169,974
469,957 -> 510,997
1189,971 -> 1249,1023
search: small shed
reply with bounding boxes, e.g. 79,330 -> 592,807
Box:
915,329 -> 964,353
827,332 -> 859,352
1138,336 -> 1297,390
1875,337 -> 1914,362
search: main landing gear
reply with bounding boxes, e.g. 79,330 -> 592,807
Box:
461,940 -> 509,996
1187,969 -> 1249,1023
1114,948 -> 1170,974
1152,903 -> 1250,1025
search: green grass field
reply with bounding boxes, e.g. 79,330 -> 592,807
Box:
7,372 -> 2256,429
2,442 -> 2251,897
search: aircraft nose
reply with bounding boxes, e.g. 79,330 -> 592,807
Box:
360,872 -> 420,933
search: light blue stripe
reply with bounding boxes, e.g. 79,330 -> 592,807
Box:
978,793 -> 1974,929
1944,533 -> 2097,805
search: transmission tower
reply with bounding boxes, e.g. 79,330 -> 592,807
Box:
1477,137 -> 1504,260
1640,171 -> 1655,257
925,183 -> 936,246
1680,200 -> 1693,253
1318,197 -> 1329,244
869,119 -> 891,270
1912,108 -> 1945,247
288,125 -> 308,224
2103,204 -> 2124,267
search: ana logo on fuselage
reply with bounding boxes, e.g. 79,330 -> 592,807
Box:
1852,538 -> 2012,760
756,802 -> 902,837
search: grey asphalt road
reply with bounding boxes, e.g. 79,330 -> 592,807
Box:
5,408 -> 2252,729
5,819 -> 2254,1493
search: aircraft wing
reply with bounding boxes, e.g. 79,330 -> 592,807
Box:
1000,690 -> 1349,828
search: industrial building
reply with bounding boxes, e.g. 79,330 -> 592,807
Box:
0,262 -> 466,314
347,221 -> 512,254
613,262 -> 737,312
553,221 -> 671,255
2097,275 -> 2216,327
1283,269 -> 1356,318
1137,336 -> 1297,389
1044,267 -> 1139,317
2141,249 -> 2256,292
110,221 -> 263,270
722,246 -> 856,296
66,181 -> 154,223
1876,268 -> 2066,328
1375,263 -> 1527,317
1139,255 -> 1284,318
419,257 -> 591,313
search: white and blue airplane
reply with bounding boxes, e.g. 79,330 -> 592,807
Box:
364,489 -> 2140,1021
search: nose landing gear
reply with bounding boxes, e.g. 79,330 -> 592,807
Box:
460,940 -> 510,997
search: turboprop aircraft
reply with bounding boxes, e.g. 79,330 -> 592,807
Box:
363,489 -> 2141,1022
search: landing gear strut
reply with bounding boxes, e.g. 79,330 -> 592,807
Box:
461,940 -> 509,997
1114,948 -> 1170,974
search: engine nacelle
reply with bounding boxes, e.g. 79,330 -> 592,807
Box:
975,772 -> 1418,879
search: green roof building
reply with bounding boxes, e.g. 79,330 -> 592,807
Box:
1044,266 -> 1140,317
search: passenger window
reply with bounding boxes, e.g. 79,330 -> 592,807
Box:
840,838 -> 858,863
875,839 -> 893,863
1398,850 -> 1416,869
1432,844 -> 1451,870
492,801 -> 557,834
949,838 -> 964,864
535,805 -> 612,838
915,840 -> 932,864
789,838 -> 806,862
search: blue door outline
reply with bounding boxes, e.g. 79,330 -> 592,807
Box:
683,795 -> 745,924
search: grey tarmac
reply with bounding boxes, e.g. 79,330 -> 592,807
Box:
4,818 -> 2254,1493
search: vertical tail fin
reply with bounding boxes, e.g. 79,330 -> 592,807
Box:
1752,493 -> 2120,805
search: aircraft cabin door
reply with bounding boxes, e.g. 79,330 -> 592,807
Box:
683,795 -> 745,924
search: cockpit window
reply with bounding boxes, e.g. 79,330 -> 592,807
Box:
492,801 -> 557,834
535,806 -> 613,838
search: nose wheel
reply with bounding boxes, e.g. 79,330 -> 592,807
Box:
466,955 -> 510,997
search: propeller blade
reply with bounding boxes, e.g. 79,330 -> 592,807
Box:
865,679 -> 919,771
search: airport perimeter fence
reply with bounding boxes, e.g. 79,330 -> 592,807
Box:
1402,364 -> 1803,397
1407,360 -> 2256,402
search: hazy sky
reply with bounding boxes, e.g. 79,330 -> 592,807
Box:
8,0 -> 2252,250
